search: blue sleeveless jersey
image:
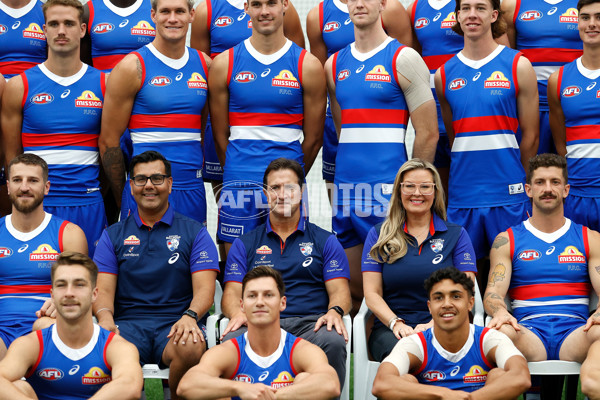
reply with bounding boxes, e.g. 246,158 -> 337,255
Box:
129,44 -> 208,189
441,46 -> 527,208
0,213 -> 66,337
87,0 -> 155,72
411,0 -> 462,135
230,329 -> 300,399
513,0 -> 582,110
0,0 -> 46,78
557,59 -> 600,197
415,325 -> 493,391
332,38 -> 408,197
508,219 -> 591,321
21,64 -> 105,206
206,0 -> 251,58
225,39 -> 306,184
27,324 -> 115,400
320,0 -> 354,58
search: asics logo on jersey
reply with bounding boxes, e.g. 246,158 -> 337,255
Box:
18,244 -> 28,253
261,68 -> 271,77
168,253 -> 180,264
302,257 -> 313,267
562,85 -> 581,97
450,366 -> 461,376
433,12 -> 442,21
12,21 -> 20,29
548,6 -> 557,15
93,23 -> 114,34
0,25 -> 7,34
344,17 -> 352,25
238,12 -> 246,21
259,371 -> 269,381
69,365 -> 80,375
546,246 -> 555,255
356,65 -> 364,73
519,10 -> 542,21
324,21 -> 340,32
235,71 -> 256,82
415,17 -> 429,29
587,82 -> 596,90
176,72 -> 184,81
473,72 -> 481,81
61,89 -> 70,98
119,19 -> 129,27
215,16 -> 233,27
432,254 -> 444,264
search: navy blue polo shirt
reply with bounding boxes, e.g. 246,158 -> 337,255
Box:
361,213 -> 476,328
224,216 -> 350,318
94,206 -> 219,319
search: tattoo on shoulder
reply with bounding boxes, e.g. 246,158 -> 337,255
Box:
492,236 -> 509,249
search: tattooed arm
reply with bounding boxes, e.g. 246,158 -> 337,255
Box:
98,54 -> 142,207
485,232 -> 520,331
585,228 -> 600,332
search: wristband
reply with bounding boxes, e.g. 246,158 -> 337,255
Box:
388,317 -> 405,331
328,306 -> 344,317
96,308 -> 113,316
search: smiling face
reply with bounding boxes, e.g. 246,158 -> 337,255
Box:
241,276 -> 286,327
579,2 -> 600,45
347,0 -> 385,28
130,160 -> 173,217
456,0 -> 498,39
52,264 -> 98,322
7,163 -> 49,214
427,279 -> 474,333
151,0 -> 194,42
245,0 -> 287,36
525,166 -> 569,215
400,168 -> 435,219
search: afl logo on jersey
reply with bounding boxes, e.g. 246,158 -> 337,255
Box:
518,249 -> 541,261
38,368 -> 64,381
562,85 -> 582,97
234,374 -> 254,383
422,370 -> 446,382
448,78 -> 466,90
415,17 -> 429,29
519,10 -> 542,21
0,247 -> 12,258
337,69 -> 350,81
93,23 -> 114,34
31,93 -> 54,104
149,76 -> 172,86
0,24 -> 7,34
324,21 -> 340,32
235,71 -> 256,83
215,16 -> 233,27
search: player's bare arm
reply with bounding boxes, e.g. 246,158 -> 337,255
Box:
485,232 -> 519,331
300,52 -> 326,174
190,1 -> 211,54
208,51 -> 231,166
282,1 -> 305,48
98,54 -> 142,205
515,55 -> 539,169
1,76 -> 25,170
500,0 -> 517,48
306,6 -> 328,65
382,0 -> 413,48
584,229 -> 600,332
90,335 -> 142,400
547,71 -> 567,156
0,334 -> 40,400
324,55 -> 341,136
434,67 -> 456,146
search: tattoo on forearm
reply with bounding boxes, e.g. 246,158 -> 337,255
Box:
484,292 -> 504,315
102,146 -> 126,196
136,58 -> 142,80
492,236 -> 509,249
488,263 -> 506,287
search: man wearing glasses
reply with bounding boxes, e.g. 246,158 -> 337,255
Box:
92,150 -> 219,400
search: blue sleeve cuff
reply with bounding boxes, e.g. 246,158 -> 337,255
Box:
361,226 -> 384,273
93,229 -> 119,274
191,228 -> 220,273
453,227 -> 477,273
224,238 -> 248,283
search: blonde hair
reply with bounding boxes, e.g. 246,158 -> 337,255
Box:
369,159 -> 446,264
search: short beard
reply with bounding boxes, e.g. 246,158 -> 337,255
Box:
11,193 -> 44,214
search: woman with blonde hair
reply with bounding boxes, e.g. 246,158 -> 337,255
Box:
361,158 -> 477,361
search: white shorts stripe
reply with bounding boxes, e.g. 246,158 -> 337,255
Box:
130,131 -> 201,143
229,126 -> 302,142
566,143 -> 600,159
533,65 -> 560,81
339,128 -> 406,144
31,150 -> 99,165
512,298 -> 589,309
452,134 -> 519,152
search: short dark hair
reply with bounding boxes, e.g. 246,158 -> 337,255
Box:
452,0 -> 507,38
526,153 -> 568,184
7,153 -> 49,182
242,266 -> 285,297
51,252 -> 98,287
578,0 -> 600,11
151,0 -> 194,12
43,0 -> 84,23
424,267 -> 474,298
129,151 -> 172,177
263,158 -> 305,188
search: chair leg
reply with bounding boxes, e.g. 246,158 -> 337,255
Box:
565,375 -> 579,400
540,375 -> 564,400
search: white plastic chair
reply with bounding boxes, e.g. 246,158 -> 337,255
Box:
353,279 -> 485,400
217,314 -> 352,400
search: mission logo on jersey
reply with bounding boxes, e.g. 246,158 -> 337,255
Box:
187,72 -> 208,89
131,21 -> 155,36
124,235 -> 141,245
272,70 -> 300,88
484,71 -> 510,89
463,365 -> 487,383
29,244 -> 59,261
365,65 -> 391,82
270,371 -> 294,389
256,245 -> 272,255
558,246 -> 586,263
93,23 -> 115,34
23,23 -> 45,40
81,367 -> 111,385
75,91 -> 103,108
440,13 -> 456,28
559,8 -> 578,23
